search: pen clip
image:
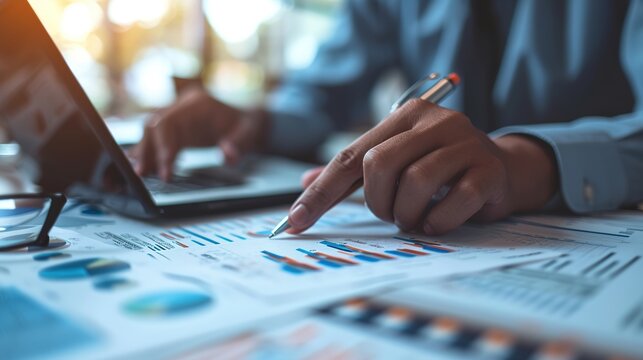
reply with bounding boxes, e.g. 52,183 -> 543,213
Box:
390,72 -> 440,113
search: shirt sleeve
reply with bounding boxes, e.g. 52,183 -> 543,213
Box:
265,0 -> 399,155
491,1 -> 643,213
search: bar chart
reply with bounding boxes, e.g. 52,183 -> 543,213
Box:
260,238 -> 458,275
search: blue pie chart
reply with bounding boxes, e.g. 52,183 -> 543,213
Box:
33,252 -> 71,261
39,258 -> 131,280
94,277 -> 137,291
124,291 -> 213,317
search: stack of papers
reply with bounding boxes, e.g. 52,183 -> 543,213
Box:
1,201 -> 641,359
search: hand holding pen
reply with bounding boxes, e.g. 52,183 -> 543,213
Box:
271,73 -> 558,237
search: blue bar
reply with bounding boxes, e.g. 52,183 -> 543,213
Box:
297,248 -> 344,268
393,235 -> 414,242
178,227 -> 220,245
421,245 -> 451,254
296,248 -> 316,256
385,250 -> 416,258
215,234 -> 234,243
354,254 -> 380,262
192,240 -> 205,246
282,264 -> 305,275
261,250 -> 283,259
231,233 -> 247,240
317,259 -> 343,268
320,240 -> 353,252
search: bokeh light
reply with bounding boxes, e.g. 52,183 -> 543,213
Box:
60,1 -> 103,41
27,0 -> 341,117
62,46 -> 111,112
203,0 -> 281,44
125,47 -> 200,108
107,0 -> 171,28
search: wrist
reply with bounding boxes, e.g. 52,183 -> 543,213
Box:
494,135 -> 559,212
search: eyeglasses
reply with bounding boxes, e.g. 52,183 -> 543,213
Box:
0,193 -> 66,252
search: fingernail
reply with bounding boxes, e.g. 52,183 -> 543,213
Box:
289,203 -> 311,227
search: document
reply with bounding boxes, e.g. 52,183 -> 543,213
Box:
62,202 -> 558,300
366,212 -> 643,358
1,202 -> 557,360
181,211 -> 643,360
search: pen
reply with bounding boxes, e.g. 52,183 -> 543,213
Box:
268,72 -> 461,239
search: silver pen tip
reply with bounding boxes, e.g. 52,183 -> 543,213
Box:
268,233 -> 275,239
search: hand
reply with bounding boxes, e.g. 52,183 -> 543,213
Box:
287,99 -> 558,235
130,87 -> 268,181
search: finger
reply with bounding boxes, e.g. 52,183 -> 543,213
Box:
286,100 -> 424,232
150,120 -> 179,182
362,128 -> 445,222
286,178 -> 362,234
134,121 -> 160,176
219,118 -> 254,165
392,142 -> 476,231
423,167 -> 501,234
301,166 -> 325,188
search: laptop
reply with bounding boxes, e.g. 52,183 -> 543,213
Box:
0,0 -> 311,218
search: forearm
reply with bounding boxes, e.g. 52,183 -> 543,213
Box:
492,113 -> 643,213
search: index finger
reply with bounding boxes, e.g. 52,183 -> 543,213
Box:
286,100 -> 422,232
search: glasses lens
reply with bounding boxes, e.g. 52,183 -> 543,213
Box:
0,197 -> 51,249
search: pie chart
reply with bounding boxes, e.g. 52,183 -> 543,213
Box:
33,252 -> 71,261
39,258 -> 131,280
94,277 -> 137,291
124,291 -> 213,317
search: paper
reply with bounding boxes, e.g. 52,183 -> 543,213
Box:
0,202 -> 558,360
368,212 -> 643,358
0,228 -> 293,360
63,202 -> 558,300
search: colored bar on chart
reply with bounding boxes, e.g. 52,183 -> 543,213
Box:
396,248 -> 429,256
262,250 -> 321,274
191,240 -> 206,246
313,251 -> 359,265
405,241 -> 454,253
167,230 -> 185,239
320,241 -> 394,260
385,250 -> 416,258
174,241 -> 189,249
296,248 -> 358,268
215,234 -> 234,243
338,250 -> 381,262
231,233 -> 247,240
320,241 -> 353,252
160,232 -> 175,240
178,227 -> 220,245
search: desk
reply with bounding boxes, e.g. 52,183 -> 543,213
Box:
2,196 -> 643,360
1,151 -> 643,360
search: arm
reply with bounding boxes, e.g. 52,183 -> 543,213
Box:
132,0 -> 400,179
491,0 -> 643,213
286,1 -> 643,235
266,0 -> 400,155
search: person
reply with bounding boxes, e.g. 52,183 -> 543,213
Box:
132,0 -> 643,235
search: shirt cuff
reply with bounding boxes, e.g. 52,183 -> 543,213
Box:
490,125 -> 628,213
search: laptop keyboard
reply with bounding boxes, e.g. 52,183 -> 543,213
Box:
143,170 -> 243,195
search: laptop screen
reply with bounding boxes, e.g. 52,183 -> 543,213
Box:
0,0 -> 139,198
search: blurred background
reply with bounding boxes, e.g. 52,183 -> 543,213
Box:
27,0 -> 342,117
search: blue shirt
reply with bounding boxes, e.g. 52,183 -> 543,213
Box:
266,0 -> 643,213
